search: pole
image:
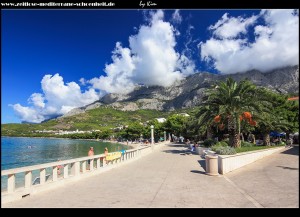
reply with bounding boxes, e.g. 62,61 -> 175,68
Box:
164,131 -> 166,142
151,125 -> 154,150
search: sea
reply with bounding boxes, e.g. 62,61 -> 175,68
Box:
1,137 -> 128,191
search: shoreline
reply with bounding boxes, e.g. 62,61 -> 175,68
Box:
1,136 -> 136,149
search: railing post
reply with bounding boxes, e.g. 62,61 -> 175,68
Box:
96,158 -> 100,169
25,171 -> 32,188
102,157 -> 106,167
71,162 -> 80,176
82,161 -> 86,173
53,166 -> 58,181
90,159 -> 94,171
40,168 -> 46,185
63,164 -> 69,178
7,174 -> 15,193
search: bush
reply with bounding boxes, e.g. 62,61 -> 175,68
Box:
214,141 -> 228,147
213,146 -> 236,155
241,141 -> 254,147
211,145 -> 219,152
222,138 -> 230,145
203,139 -> 217,147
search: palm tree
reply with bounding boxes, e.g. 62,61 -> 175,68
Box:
254,92 -> 295,146
256,112 -> 291,146
194,105 -> 220,140
202,78 -> 270,148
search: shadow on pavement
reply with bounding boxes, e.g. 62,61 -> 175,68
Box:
280,145 -> 299,156
167,144 -> 187,148
190,170 -> 206,174
276,166 -> 299,170
197,160 -> 206,171
163,149 -> 196,155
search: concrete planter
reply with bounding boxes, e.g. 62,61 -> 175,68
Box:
205,155 -> 219,176
218,146 -> 285,175
198,147 -> 209,155
207,150 -> 216,155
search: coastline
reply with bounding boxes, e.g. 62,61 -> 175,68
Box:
1,136 -> 136,149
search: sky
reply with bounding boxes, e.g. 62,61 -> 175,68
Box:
1,9 -> 299,124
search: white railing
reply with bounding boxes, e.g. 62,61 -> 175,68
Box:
1,141 -> 169,204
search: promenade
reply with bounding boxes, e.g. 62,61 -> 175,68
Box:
2,143 -> 298,208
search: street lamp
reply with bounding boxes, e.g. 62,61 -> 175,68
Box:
151,125 -> 154,150
125,125 -> 129,146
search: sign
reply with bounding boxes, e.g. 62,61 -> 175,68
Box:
106,152 -> 122,161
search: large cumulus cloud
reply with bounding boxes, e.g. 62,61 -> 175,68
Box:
200,9 -> 299,74
11,74 -> 100,123
89,10 -> 195,94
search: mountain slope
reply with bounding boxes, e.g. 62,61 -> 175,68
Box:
63,65 -> 299,117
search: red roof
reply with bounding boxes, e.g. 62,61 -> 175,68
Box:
287,96 -> 299,101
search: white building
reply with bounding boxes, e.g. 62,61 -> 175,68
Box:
156,118 -> 166,123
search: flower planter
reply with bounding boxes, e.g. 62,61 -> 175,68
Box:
218,146 -> 285,174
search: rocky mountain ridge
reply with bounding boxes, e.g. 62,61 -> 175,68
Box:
61,65 -> 299,118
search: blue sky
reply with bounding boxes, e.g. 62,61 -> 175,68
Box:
1,9 -> 299,123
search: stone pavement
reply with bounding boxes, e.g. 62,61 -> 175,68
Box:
2,144 -> 298,208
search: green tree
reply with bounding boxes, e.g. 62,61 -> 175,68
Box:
203,78 -> 270,147
194,105 -> 220,140
255,91 -> 297,145
164,114 -> 189,139
99,129 -> 113,139
121,122 -> 144,140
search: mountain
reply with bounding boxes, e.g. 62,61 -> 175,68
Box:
62,65 -> 299,118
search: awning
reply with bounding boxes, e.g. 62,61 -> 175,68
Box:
270,131 -> 286,137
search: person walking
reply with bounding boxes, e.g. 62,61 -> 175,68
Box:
87,147 -> 94,170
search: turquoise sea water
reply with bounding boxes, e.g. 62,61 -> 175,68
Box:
1,137 -> 128,190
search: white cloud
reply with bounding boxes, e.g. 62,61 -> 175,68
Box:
79,78 -> 86,85
200,9 -> 299,74
89,10 -> 195,94
171,9 -> 182,24
28,93 -> 45,108
11,104 -> 45,123
209,13 -> 257,39
12,74 -> 101,123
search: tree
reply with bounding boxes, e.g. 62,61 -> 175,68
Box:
164,114 -> 189,139
124,122 -> 144,140
202,78 -> 270,147
99,129 -> 113,139
147,119 -> 165,138
254,91 -> 296,146
194,105 -> 220,140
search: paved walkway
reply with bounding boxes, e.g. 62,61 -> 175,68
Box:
2,144 -> 299,208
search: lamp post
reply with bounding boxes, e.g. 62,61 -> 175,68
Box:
151,125 -> 154,150
125,125 -> 129,146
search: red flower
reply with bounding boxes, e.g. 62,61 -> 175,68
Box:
243,112 -> 252,119
214,115 -> 221,123
218,123 -> 225,130
249,120 -> 257,126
